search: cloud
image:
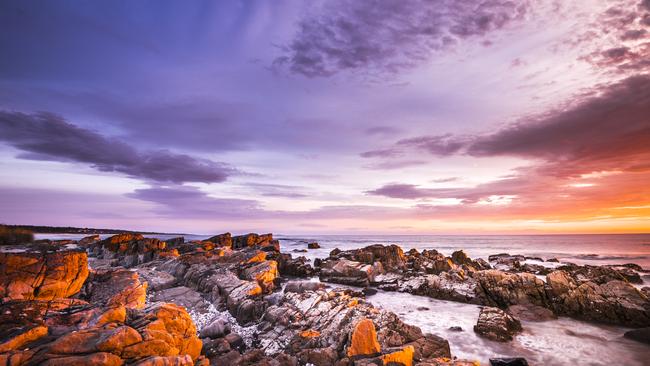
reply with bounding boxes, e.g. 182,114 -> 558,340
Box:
365,75 -> 650,177
0,111 -> 235,184
466,75 -> 650,176
274,0 -> 530,77
127,186 -> 261,218
397,134 -> 468,156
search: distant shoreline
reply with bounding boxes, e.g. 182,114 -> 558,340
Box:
3,224 -> 185,236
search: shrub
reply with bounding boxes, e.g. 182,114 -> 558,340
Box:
0,225 -> 34,245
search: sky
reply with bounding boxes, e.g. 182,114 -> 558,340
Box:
1,0 -> 649,235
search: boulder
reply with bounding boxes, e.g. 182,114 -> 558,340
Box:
474,270 -> 549,308
546,270 -> 650,327
307,242 -> 321,249
473,307 -> 522,342
0,244 -> 89,301
320,258 -> 382,287
623,327 -> 650,345
347,318 -> 382,357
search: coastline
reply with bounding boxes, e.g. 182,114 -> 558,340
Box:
1,232 -> 649,365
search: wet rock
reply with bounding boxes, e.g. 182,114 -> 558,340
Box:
398,272 -> 478,304
546,258 -> 559,262
489,358 -> 529,366
546,270 -> 650,327
0,244 -> 89,301
308,242 -> 321,249
474,270 -> 549,308
473,307 -> 522,342
506,304 -> 556,322
623,327 -> 650,345
448,326 -> 463,332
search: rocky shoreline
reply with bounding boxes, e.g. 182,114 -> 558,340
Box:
1,233 -> 649,365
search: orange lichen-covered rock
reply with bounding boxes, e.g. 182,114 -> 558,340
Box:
242,260 -> 278,293
347,318 -> 381,357
87,270 -> 148,309
300,329 -> 321,338
132,355 -> 193,366
0,245 -> 89,301
95,306 -> 128,326
0,325 -> 48,353
136,303 -> 202,361
96,326 -> 143,354
381,345 -> 414,366
245,251 -> 267,264
39,352 -> 124,366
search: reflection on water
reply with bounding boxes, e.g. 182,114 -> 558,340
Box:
367,290 -> 650,366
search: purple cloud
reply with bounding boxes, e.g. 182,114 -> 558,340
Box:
274,0 -> 530,77
397,134 -> 468,156
127,186 -> 261,218
0,111 -> 235,184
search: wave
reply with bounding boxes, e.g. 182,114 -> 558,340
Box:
572,254 -> 649,261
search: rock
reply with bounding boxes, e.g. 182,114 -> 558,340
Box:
474,270 -> 549,308
284,281 -> 326,293
506,304 -> 556,322
278,254 -> 315,277
0,324 -> 48,353
199,318 -> 231,339
347,318 -> 382,357
307,242 -> 321,249
473,307 -> 522,342
380,345 -> 414,366
623,327 -> 650,345
451,250 -> 471,265
134,268 -> 177,291
489,358 -> 529,366
132,355 -> 193,366
546,270 -> 650,327
84,269 -> 148,309
78,235 -> 100,246
546,258 -> 559,262
0,244 -> 89,300
319,258 -> 381,287
448,326 -> 463,332
39,352 -> 124,366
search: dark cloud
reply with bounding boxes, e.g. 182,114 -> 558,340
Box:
365,75 -> 650,177
365,126 -> 402,136
0,111 -> 235,184
359,148 -> 402,158
397,134 -> 468,156
274,0 -> 529,77
466,75 -> 650,176
431,177 -> 459,183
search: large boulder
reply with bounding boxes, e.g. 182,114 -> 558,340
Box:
319,258 -> 383,287
0,244 -> 89,301
473,307 -> 522,342
474,270 -> 549,308
546,270 -> 650,327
